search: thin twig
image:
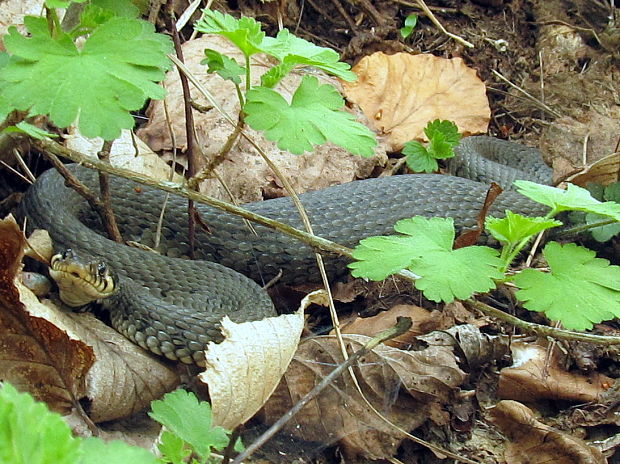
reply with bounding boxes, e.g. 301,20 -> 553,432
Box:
415,0 -> 474,48
96,139 -> 123,243
232,317 -> 479,464
468,299 -> 620,344
167,2 -> 198,258
491,69 -> 563,118
11,148 -> 36,183
2,159 -> 32,185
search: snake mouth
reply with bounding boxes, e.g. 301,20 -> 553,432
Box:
50,249 -> 116,307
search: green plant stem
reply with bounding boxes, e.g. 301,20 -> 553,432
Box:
468,299 -> 620,344
557,218 -> 619,237
45,7 -> 62,38
244,55 -> 251,93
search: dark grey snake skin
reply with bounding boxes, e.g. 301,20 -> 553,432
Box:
20,136 -> 552,364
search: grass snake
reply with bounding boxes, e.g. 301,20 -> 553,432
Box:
20,136 -> 552,365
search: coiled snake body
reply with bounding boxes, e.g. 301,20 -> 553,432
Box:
21,136 -> 552,365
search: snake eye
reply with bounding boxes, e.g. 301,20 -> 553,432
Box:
97,262 -> 108,277
62,249 -> 74,260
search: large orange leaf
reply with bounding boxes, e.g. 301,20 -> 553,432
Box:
342,52 -> 490,151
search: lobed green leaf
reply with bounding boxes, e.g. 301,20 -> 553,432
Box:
244,75 -> 377,156
515,181 -> 620,220
149,390 -> 232,460
350,216 -> 503,303
79,438 -> 159,464
514,242 -> 620,330
486,211 -> 561,245
194,10 -> 265,57
0,383 -> 82,464
0,16 -> 172,140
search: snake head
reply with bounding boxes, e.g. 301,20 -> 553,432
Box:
50,249 -> 116,307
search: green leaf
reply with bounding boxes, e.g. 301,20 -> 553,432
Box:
0,16 -> 172,140
402,140 -> 438,172
149,390 -> 232,460
194,9 -> 265,58
0,383 -> 82,464
514,181 -> 620,220
2,121 -> 58,139
201,49 -> 245,84
349,216 -> 503,303
400,14 -> 418,38
514,242 -> 620,330
424,119 -> 461,147
260,29 -> 356,84
603,182 -> 620,202
426,131 -> 453,159
586,212 -> 620,242
46,0 -> 87,8
157,431 -> 190,464
73,5 -> 116,37
92,0 -> 140,18
244,75 -> 377,156
486,211 -> 561,244
80,438 -> 159,464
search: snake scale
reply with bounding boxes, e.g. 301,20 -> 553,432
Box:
20,136 -> 552,365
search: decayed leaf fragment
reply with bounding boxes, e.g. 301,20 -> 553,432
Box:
260,332 -> 467,460
342,52 -> 490,151
498,342 -> 612,403
488,400 -> 605,464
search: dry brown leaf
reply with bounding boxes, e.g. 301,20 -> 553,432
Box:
2,217 -> 180,422
567,151 -> 620,187
0,215 -> 94,415
338,304 -> 434,348
488,400 -> 606,464
260,332 -> 466,460
540,111 -> 620,183
137,35 -> 386,203
199,288 -> 308,430
341,52 -> 490,151
498,342 -> 612,403
61,310 -> 180,423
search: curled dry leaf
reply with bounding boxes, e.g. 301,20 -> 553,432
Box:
64,311 -> 180,423
199,288 -> 308,430
567,151 -> 620,187
342,52 -> 490,151
137,35 -> 386,203
498,342 -> 612,403
0,215 -> 94,415
488,400 -> 605,464
260,332 -> 466,460
1,216 -> 179,423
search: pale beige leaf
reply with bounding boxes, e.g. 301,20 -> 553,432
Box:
342,52 -> 490,151
65,129 -> 183,181
567,151 -> 620,186
199,289 -> 310,430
